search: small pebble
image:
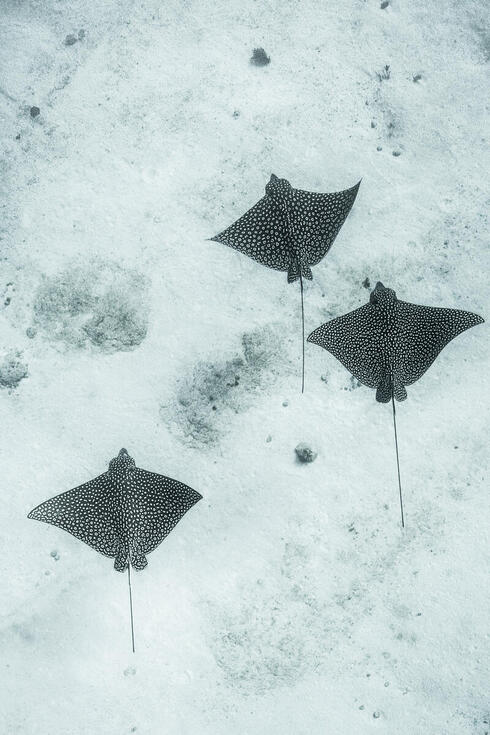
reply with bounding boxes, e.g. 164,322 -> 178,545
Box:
413,73 -> 422,82
359,705 -> 365,710
233,110 -> 240,118
320,374 -> 328,383
30,106 -> 40,118
64,34 -> 78,46
392,150 -> 401,157
376,146 -> 382,151
250,47 -> 270,66
295,443 -> 317,463
370,120 -> 376,128
15,133 -> 21,140
266,435 -> 272,443
380,0 -> 389,7
363,277 -> 371,289
282,400 -> 289,407
124,666 -> 136,677
373,711 -> 381,719
50,550 -> 60,561
26,327 -> 37,339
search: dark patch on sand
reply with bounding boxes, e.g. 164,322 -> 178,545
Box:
0,351 -> 28,389
31,261 -> 149,352
163,324 -> 285,446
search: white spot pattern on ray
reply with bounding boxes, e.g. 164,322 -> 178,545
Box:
28,448 -> 202,571
308,282 -> 483,402
211,174 -> 360,282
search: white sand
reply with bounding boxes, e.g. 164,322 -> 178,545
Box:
1,1 -> 488,732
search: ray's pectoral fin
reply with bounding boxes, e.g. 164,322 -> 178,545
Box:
287,257 -> 313,283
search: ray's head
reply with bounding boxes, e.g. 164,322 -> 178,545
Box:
108,448 -> 136,474
265,173 -> 292,203
370,281 -> 397,308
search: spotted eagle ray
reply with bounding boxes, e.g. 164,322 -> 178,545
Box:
211,174 -> 360,392
307,282 -> 483,526
28,448 -> 202,651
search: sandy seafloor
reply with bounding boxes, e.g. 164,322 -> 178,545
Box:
0,0 -> 489,733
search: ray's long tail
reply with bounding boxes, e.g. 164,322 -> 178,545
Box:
127,563 -> 135,652
391,393 -> 405,528
300,271 -> 305,394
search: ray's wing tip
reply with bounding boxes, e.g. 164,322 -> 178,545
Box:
307,323 -> 326,342
306,330 -> 320,345
349,179 -> 362,201
463,311 -> 484,328
209,235 -> 227,246
182,483 -> 203,505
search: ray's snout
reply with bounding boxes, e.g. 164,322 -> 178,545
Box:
370,281 -> 397,305
109,447 -> 136,472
